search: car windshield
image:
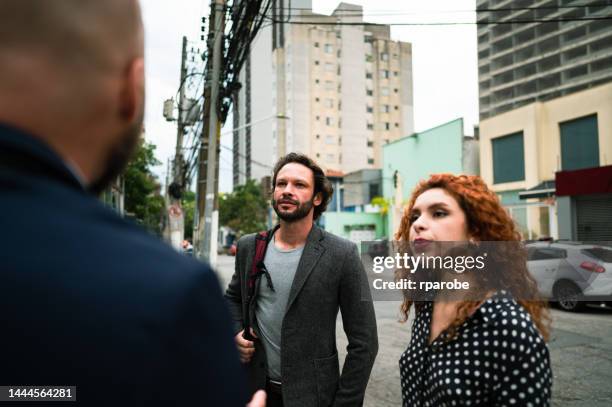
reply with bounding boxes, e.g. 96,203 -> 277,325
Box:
581,248 -> 612,263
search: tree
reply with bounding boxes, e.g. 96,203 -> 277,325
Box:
124,140 -> 164,235
219,179 -> 268,236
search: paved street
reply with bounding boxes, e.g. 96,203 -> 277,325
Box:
214,255 -> 612,406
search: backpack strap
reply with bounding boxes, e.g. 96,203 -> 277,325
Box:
243,224 -> 280,340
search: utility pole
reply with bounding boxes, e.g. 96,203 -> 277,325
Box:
195,0 -> 225,263
166,36 -> 188,251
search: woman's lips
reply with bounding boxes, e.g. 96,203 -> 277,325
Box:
412,238 -> 431,250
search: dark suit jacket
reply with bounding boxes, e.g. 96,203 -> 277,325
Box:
0,123 -> 248,406
225,225 -> 378,407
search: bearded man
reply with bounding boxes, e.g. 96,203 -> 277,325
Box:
225,153 -> 378,407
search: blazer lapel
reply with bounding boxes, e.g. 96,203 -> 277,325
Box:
286,225 -> 326,312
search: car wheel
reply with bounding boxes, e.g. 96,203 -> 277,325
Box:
553,281 -> 585,312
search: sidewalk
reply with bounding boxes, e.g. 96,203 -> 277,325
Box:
214,254 -> 612,406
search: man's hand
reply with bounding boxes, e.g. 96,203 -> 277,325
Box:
235,329 -> 257,363
247,390 -> 266,407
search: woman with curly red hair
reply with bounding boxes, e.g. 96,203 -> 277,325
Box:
396,173 -> 552,406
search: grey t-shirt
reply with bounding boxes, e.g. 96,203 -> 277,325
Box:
255,234 -> 304,381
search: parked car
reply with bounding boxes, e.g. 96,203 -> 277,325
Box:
367,239 -> 389,259
526,241 -> 612,312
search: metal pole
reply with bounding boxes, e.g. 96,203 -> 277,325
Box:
173,36 -> 188,184
166,36 -> 188,251
196,0 -> 225,263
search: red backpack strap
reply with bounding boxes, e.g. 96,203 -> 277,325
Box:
243,225 -> 279,340
248,231 -> 269,290
246,224 -> 280,294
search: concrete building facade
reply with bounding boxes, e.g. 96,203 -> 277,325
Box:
233,1 -> 414,188
477,0 -> 612,119
479,82 -> 612,240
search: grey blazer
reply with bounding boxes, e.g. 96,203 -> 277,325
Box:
225,225 -> 378,407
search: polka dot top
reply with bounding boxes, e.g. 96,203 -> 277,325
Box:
400,291 -> 552,406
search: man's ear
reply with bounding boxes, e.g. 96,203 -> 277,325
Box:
118,57 -> 145,122
313,192 -> 323,206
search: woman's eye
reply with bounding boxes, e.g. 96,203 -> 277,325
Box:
433,210 -> 447,218
410,214 -> 419,223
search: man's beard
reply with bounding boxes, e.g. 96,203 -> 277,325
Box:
272,196 -> 314,222
88,118 -> 142,195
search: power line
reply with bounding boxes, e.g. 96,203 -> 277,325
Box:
258,14 -> 612,27
266,2 -> 611,15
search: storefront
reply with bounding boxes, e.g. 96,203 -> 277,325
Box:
556,165 -> 612,242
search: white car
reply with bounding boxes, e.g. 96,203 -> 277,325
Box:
526,241 -> 612,312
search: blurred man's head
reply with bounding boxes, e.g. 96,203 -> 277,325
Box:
0,0 -> 145,194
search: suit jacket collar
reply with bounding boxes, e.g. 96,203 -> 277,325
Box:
286,223 -> 326,311
0,122 -> 85,191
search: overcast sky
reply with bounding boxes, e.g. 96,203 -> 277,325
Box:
140,0 -> 478,193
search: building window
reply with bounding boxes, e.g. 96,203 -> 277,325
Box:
314,42 -> 319,48
368,158 -> 375,165
325,98 -> 334,108
366,89 -> 373,96
384,122 -> 390,131
315,79 -> 320,84
325,80 -> 334,90
381,105 -> 390,113
325,135 -> 335,144
367,140 -> 374,147
314,60 -> 319,65
395,122 -> 399,128
315,97 -> 320,102
381,87 -> 389,96
395,105 -> 399,110
381,52 -> 389,61
367,123 -> 374,130
394,71 -> 399,76
366,72 -> 372,79
492,131 -> 525,184
366,106 -> 373,113
315,116 -> 320,121
394,88 -> 399,93
316,134 -> 320,139
326,117 -> 334,126
326,153 -> 335,162
369,183 -> 381,200
380,70 -> 389,79
560,114 -> 599,171
324,44 -> 333,54
325,62 -> 334,72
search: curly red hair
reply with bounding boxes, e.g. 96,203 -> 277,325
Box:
395,174 -> 550,341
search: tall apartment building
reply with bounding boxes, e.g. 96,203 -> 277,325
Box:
477,0 -> 612,119
233,1 -> 414,188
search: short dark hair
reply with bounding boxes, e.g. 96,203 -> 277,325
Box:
271,152 -> 333,220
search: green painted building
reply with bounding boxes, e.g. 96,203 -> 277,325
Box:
382,118 -> 479,238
